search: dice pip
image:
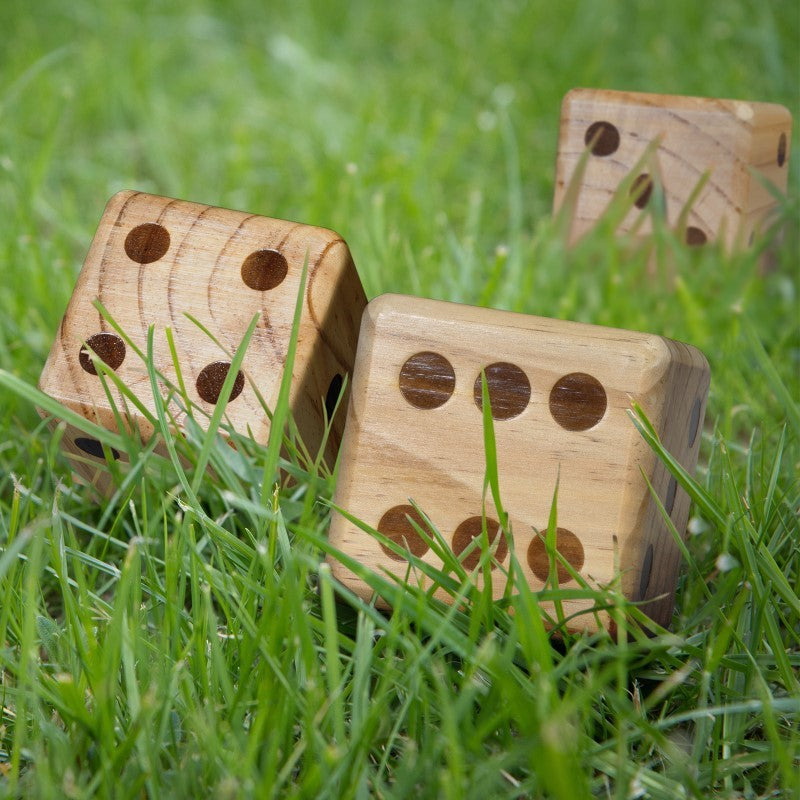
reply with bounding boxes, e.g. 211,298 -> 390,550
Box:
38,191 -> 366,493
328,295 -> 710,632
553,88 -> 792,248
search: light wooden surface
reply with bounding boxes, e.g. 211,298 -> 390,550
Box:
328,295 -> 710,632
553,88 -> 792,249
38,191 -> 366,489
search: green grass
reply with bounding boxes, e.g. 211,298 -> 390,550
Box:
0,0 -> 799,797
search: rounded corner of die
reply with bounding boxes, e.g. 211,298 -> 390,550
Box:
104,189 -> 139,214
562,86 -> 588,106
774,102 -> 793,127
363,294 -> 401,327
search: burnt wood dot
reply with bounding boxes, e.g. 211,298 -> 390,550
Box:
241,249 -> 288,291
688,397 -> 702,448
777,133 -> 787,167
639,543 -> 654,599
452,516 -> 507,571
549,372 -> 607,431
124,223 -> 170,263
473,362 -> 531,420
196,362 -> 245,404
399,352 -> 455,409
630,173 -> 654,209
665,476 -> 678,516
584,121 -> 620,156
324,373 -> 344,420
527,527 -> 584,583
685,226 -> 708,246
75,437 -> 120,460
79,333 -> 126,375
377,504 -> 430,561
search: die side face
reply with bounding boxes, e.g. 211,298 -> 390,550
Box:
622,337 -> 709,626
38,191 -> 365,482
329,295 -> 709,632
554,89 -> 792,249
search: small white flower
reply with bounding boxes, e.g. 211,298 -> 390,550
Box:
716,552 -> 739,572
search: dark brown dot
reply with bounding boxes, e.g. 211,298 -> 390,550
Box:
451,516 -> 507,571
324,373 -> 344,420
78,333 -> 126,375
74,437 -> 120,460
124,223 -> 170,263
473,362 -> 531,420
584,121 -> 620,156
777,133 -> 787,167
688,397 -> 702,448
527,528 -> 584,583
665,476 -> 678,516
399,352 -> 455,409
377,504 -> 430,561
639,543 -> 654,599
685,226 -> 708,246
549,373 -> 607,431
241,249 -> 288,291
630,173 -> 653,209
196,362 -> 245,404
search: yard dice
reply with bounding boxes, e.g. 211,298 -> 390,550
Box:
38,191 -> 366,494
553,88 -> 792,249
328,295 -> 710,632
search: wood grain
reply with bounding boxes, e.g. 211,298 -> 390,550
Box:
553,88 -> 792,249
328,294 -> 710,633
38,191 -> 366,490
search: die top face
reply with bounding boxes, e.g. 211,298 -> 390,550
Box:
329,294 -> 708,627
39,191 -> 361,445
554,88 -> 792,247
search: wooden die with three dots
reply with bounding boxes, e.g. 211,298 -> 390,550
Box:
553,88 -> 792,249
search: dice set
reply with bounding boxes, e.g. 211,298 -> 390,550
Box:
38,89 -> 792,630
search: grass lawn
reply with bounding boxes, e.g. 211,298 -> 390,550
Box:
0,1 -> 798,797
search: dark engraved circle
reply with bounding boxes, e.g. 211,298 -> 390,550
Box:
241,249 -> 289,291
639,543 -> 654,599
527,527 -> 585,583
377,504 -> 430,561
584,121 -> 620,156
630,173 -> 654,209
685,226 -> 708,246
665,476 -> 678,516
79,333 -> 126,375
196,362 -> 245,404
688,397 -> 702,448
399,352 -> 456,409
549,372 -> 607,431
473,362 -> 531,420
75,437 -> 120,461
324,373 -> 344,420
124,223 -> 170,263
452,516 -> 507,571
777,133 -> 787,167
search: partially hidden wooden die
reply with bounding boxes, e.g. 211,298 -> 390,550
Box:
553,88 -> 792,249
328,295 -> 710,632
38,191 -> 366,494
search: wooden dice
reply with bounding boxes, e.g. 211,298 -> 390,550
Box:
38,191 -> 366,493
328,295 -> 710,632
553,88 -> 792,249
